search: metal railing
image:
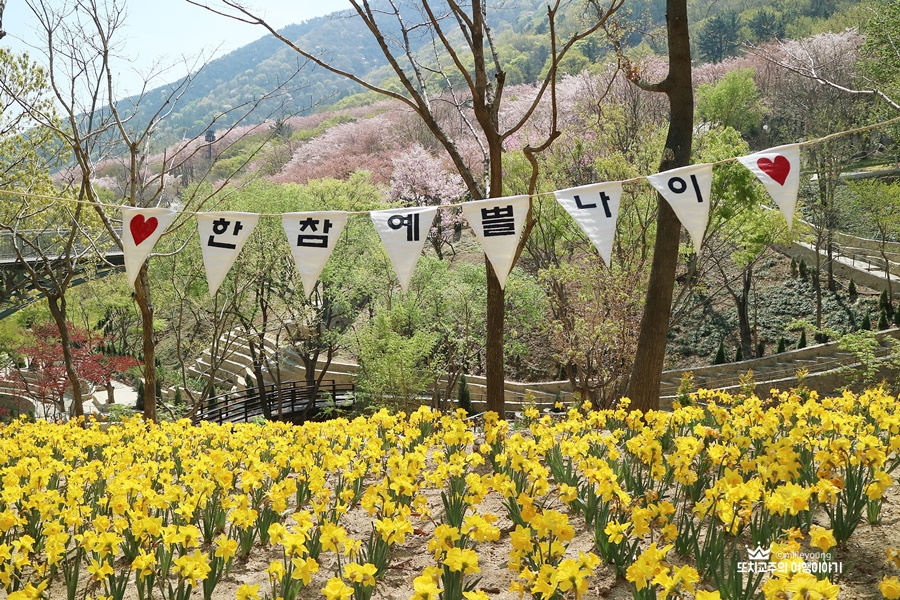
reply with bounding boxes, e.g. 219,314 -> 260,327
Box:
192,379 -> 355,424
0,229 -> 121,263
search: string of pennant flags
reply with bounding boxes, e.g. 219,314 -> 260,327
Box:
6,114 -> 900,297
120,142 -> 804,296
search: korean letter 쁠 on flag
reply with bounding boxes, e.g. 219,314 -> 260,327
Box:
460,195 -> 529,289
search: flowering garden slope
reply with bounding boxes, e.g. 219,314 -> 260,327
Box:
2,388 -> 900,600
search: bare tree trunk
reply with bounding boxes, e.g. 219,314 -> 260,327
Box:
45,295 -> 84,419
485,261 -> 505,415
737,268 -> 753,358
625,0 -> 693,412
133,264 -> 157,422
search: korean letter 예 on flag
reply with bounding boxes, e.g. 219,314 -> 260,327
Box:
554,181 -> 622,266
370,206 -> 438,292
461,195 -> 529,289
646,163 -> 713,255
282,211 -> 349,295
737,143 -> 801,230
121,207 -> 177,288
197,212 -> 259,295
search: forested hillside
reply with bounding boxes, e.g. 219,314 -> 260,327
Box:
127,0 -> 869,143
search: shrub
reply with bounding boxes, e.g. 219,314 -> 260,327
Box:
713,341 -> 727,365
458,375 -> 472,416
861,313 -> 872,330
798,329 -> 807,349
776,337 -> 786,354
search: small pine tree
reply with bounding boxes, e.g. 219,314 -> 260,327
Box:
799,259 -> 808,280
173,387 -> 183,406
776,337 -> 786,354
879,308 -> 890,330
848,279 -> 857,298
135,380 -> 145,412
458,374 -> 472,416
880,290 -> 894,320
735,346 -> 743,362
790,258 -> 798,278
756,341 -> 765,358
861,312 -> 872,330
798,329 -> 807,349
713,341 -> 727,365
155,378 -> 162,403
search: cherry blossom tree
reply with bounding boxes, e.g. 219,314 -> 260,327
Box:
389,144 -> 467,258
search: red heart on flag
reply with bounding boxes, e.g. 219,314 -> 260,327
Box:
130,214 -> 159,246
757,155 -> 791,186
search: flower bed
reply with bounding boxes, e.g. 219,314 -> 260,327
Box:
1,387 -> 899,600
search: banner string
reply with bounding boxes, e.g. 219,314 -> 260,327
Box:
3,113 -> 900,216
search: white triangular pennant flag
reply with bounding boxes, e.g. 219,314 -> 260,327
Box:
197,212 -> 259,295
282,211 -> 348,295
647,164 -> 713,254
554,181 -> 622,265
737,143 -> 801,231
371,206 -> 438,292
461,195 -> 529,289
121,207 -> 177,288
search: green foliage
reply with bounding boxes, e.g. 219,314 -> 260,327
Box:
713,341 -> 727,365
746,8 -> 785,41
696,69 -> 765,136
798,328 -> 807,349
848,279 -> 857,298
879,309 -> 890,330
355,300 -> 438,404
837,329 -> 892,385
861,0 -> 900,120
734,345 -> 743,362
756,341 -> 765,358
697,11 -> 743,63
777,337 -> 786,354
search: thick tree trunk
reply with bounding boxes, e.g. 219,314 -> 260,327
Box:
133,263 -> 157,422
485,260 -> 506,415
624,0 -> 693,412
46,295 -> 84,419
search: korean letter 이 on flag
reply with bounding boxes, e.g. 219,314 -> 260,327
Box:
646,163 -> 713,255
121,207 -> 177,288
